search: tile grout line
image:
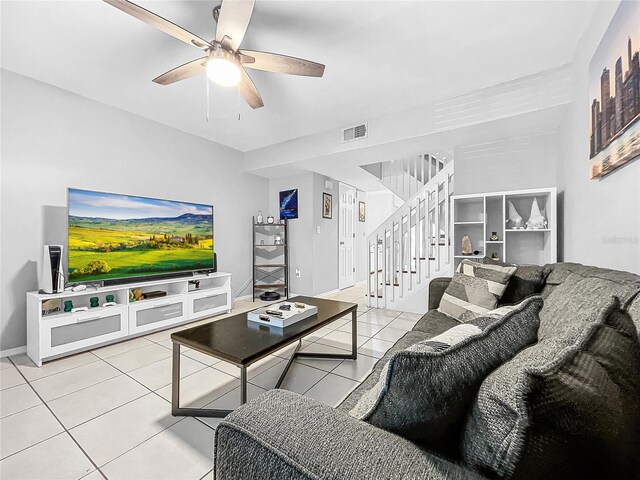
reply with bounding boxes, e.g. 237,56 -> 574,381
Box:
6,356 -> 107,479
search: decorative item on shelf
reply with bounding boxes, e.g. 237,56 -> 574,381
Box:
267,215 -> 275,224
105,294 -> 115,303
130,288 -> 144,302
358,201 -> 366,222
63,300 -> 73,313
102,301 -> 117,307
42,299 -> 62,315
279,189 -> 299,220
490,232 -> 500,241
506,201 -> 524,229
257,210 -> 263,224
525,198 -> 548,229
89,297 -> 99,308
71,306 -> 89,313
322,192 -> 332,219
142,291 -> 167,300
461,236 -> 473,255
188,280 -> 200,291
260,291 -> 281,301
491,252 -> 500,262
260,240 -> 265,245
274,233 -> 283,245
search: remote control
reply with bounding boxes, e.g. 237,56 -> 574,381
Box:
71,306 -> 89,313
102,302 -> 117,307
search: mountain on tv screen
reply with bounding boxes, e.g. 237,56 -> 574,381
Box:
67,189 -> 214,283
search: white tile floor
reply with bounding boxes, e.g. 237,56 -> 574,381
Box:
0,285 -> 420,479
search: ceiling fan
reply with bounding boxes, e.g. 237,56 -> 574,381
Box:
103,0 -> 325,109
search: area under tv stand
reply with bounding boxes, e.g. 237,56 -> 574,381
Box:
26,272 -> 232,366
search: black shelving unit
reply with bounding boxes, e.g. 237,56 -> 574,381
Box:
252,217 -> 289,301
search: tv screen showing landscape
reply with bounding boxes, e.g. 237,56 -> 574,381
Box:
68,189 -> 214,283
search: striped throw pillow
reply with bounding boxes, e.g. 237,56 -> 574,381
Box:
438,260 -> 516,322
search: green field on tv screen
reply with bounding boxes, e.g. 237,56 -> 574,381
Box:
68,189 -> 214,283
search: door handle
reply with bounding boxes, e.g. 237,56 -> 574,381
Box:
339,241 -> 345,245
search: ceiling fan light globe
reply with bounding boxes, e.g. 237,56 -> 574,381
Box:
206,55 -> 240,87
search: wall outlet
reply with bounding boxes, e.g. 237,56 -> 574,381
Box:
295,268 -> 301,277
316,226 -> 320,234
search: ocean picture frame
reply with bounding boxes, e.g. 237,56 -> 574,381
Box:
279,189 -> 299,219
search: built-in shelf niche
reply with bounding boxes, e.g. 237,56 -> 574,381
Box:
451,188 -> 557,269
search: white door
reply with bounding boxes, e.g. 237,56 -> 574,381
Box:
339,183 -> 356,290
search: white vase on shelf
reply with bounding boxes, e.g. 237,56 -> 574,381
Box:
506,201 -> 524,229
526,198 -> 547,229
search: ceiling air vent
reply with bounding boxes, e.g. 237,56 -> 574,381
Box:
342,122 -> 368,143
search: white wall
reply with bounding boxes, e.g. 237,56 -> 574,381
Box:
558,1 -> 640,274
267,172 -> 339,296
0,70 -> 269,352
267,172 -> 315,295
453,132 -> 559,195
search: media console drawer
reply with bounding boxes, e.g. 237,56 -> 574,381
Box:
41,306 -> 128,358
129,298 -> 187,334
188,290 -> 230,318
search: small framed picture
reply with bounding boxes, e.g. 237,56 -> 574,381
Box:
322,192 -> 332,219
358,201 -> 366,222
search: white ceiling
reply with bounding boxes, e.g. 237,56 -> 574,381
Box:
1,1 -> 598,153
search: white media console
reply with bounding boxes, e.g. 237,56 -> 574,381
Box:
26,272 -> 232,366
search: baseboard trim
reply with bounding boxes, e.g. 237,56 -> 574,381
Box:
1,346 -> 26,358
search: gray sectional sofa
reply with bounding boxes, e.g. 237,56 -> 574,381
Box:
214,263 -> 640,480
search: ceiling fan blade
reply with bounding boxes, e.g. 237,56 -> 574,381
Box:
153,57 -> 207,85
215,0 -> 255,51
103,0 -> 211,50
238,67 -> 264,109
239,50 -> 325,77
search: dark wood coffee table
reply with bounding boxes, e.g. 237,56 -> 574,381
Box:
170,295 -> 357,417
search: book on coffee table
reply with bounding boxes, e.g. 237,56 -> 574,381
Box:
247,301 -> 318,328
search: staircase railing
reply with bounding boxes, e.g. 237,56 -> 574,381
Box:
362,154 -> 448,201
367,161 -> 454,309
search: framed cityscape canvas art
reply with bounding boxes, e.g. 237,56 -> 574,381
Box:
588,0 -> 640,179
279,189 -> 298,219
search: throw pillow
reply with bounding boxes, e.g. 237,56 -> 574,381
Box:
477,258 -> 551,305
349,296 -> 543,456
461,296 -> 640,480
438,259 -> 516,322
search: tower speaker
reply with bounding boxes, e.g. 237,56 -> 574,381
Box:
39,245 -> 64,294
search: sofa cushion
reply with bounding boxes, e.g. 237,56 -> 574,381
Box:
413,309 -> 460,336
338,331 -> 436,413
627,292 -> 640,338
349,297 -> 542,457
538,272 -> 640,340
438,260 -> 516,322
541,262 -> 640,299
462,297 -> 640,480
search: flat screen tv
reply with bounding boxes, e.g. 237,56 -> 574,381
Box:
67,188 -> 214,284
